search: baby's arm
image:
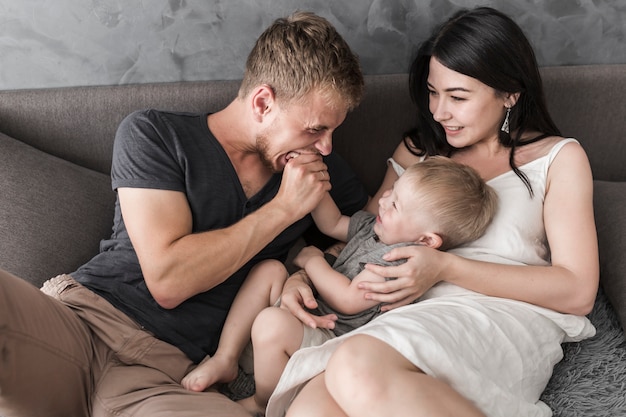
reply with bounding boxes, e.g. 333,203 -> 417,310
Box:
311,193 -> 351,242
302,254 -> 384,315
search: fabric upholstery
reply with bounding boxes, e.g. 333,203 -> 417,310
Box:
0,132 -> 115,287
594,180 -> 626,330
0,80 -> 240,174
541,65 -> 626,182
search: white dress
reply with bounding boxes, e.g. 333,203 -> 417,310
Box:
266,139 -> 596,417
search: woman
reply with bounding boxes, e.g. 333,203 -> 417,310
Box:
270,7 -> 598,417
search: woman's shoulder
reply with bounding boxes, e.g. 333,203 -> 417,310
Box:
517,136 -> 591,186
543,137 -> 591,178
515,135 -> 581,167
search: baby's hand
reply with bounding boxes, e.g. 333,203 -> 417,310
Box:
293,246 -> 324,269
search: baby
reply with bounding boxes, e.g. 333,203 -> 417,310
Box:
183,156 -> 498,416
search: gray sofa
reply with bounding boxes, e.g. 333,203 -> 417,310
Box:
1,64 -> 625,415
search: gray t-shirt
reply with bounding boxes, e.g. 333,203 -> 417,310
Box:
314,210 -> 413,336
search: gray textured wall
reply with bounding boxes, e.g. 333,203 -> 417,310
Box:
1,0 -> 624,90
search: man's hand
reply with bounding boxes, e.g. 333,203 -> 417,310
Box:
280,270 -> 337,329
275,153 -> 331,221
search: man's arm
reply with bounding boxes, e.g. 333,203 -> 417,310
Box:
120,155 -> 330,309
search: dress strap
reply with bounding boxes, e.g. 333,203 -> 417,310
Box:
387,157 -> 406,176
546,138 -> 579,165
387,154 -> 427,176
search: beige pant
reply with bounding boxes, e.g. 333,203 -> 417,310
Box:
0,270 -> 248,417
273,297 -> 336,350
301,323 -> 335,349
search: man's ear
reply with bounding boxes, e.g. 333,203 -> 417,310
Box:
251,84 -> 275,121
417,233 -> 443,249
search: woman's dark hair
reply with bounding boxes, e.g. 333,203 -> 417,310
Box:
405,6 -> 560,194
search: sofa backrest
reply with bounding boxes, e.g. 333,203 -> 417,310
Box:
0,80 -> 240,175
0,65 -> 624,193
540,65 -> 626,182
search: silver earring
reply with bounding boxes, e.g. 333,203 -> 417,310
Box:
501,107 -> 511,134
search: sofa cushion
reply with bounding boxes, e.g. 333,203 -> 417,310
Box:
594,180 -> 626,332
0,132 -> 115,288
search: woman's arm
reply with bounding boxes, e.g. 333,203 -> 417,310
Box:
363,142 -> 599,315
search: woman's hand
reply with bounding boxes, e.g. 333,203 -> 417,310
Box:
280,270 -> 337,329
361,245 -> 446,311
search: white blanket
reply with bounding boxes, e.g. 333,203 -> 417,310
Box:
266,284 -> 596,417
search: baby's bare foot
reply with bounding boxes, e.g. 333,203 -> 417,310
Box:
237,395 -> 265,417
182,354 -> 239,392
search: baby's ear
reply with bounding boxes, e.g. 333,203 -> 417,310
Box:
417,233 -> 443,249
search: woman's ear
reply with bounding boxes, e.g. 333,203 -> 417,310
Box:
505,91 -> 521,108
417,233 -> 443,249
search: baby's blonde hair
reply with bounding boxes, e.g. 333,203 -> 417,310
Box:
239,12 -> 364,110
404,156 -> 498,250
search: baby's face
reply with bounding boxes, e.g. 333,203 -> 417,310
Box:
374,174 -> 435,245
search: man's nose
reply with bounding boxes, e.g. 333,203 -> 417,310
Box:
315,132 -> 333,156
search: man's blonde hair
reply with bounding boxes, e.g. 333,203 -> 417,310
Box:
405,156 -> 498,250
239,11 -> 364,110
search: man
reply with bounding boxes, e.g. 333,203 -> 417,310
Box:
0,12 -> 366,417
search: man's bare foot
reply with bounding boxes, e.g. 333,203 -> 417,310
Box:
237,395 -> 266,417
182,353 -> 239,392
